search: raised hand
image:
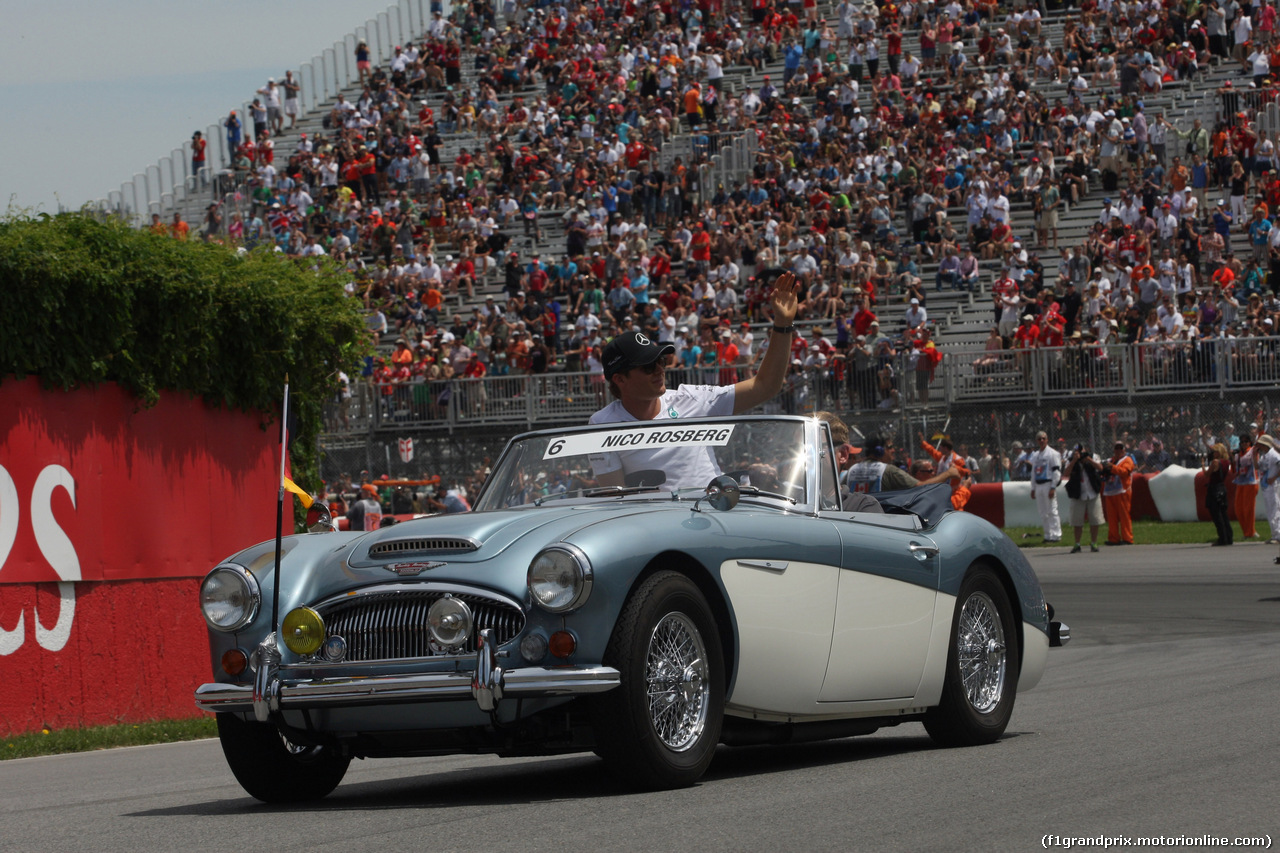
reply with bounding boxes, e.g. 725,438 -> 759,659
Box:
770,271 -> 800,326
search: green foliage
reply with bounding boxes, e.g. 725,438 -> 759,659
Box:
1007,520 -> 1273,546
0,213 -> 368,517
1,716 -> 218,758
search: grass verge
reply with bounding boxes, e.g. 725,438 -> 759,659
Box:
1005,520 -> 1274,547
1,716 -> 216,760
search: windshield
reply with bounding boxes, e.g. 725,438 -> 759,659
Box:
473,418 -> 815,511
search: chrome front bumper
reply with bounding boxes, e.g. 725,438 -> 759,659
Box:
1049,621 -> 1070,647
195,629 -> 620,717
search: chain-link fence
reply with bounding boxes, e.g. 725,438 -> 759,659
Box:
317,390 -> 1280,494
870,393 -> 1280,482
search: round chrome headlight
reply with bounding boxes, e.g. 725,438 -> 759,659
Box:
528,545 -> 593,612
428,596 -> 473,648
200,565 -> 260,632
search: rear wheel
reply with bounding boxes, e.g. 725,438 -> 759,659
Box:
216,713 -> 350,803
592,571 -> 725,790
924,565 -> 1019,747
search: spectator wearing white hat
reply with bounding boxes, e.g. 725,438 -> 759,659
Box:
905,298 -> 928,330
257,78 -> 282,136
1254,436 -> 1280,544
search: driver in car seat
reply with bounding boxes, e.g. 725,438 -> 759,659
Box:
847,441 -> 961,494
588,271 -> 800,490
815,411 -> 883,513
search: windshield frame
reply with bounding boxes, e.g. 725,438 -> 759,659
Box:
472,415 -> 829,515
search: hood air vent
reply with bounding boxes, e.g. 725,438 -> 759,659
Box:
368,537 -> 481,558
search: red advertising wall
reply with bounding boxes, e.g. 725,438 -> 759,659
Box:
0,378 -> 281,736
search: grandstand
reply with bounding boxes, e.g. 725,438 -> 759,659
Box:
98,0 -> 1280,445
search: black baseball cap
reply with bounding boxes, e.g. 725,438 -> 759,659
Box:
602,331 -> 674,379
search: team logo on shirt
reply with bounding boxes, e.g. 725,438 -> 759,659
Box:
668,406 -> 680,418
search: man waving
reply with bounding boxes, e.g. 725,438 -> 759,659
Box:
588,271 -> 800,487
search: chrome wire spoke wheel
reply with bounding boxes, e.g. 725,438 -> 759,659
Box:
956,591 -> 1007,715
645,612 -> 710,752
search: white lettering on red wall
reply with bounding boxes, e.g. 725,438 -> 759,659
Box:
0,464 -> 78,654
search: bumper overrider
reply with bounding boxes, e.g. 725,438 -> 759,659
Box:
194,629 -> 621,719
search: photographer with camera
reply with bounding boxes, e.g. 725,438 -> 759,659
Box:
1102,441 -> 1136,545
190,130 -> 206,188
1063,444 -> 1104,553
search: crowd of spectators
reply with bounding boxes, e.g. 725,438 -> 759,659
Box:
324,415 -> 1279,523
154,0 -> 1280,420
323,470 -> 480,530
879,415 -> 1280,489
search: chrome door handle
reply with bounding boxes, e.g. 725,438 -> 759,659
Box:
736,559 -> 788,573
909,543 -> 939,559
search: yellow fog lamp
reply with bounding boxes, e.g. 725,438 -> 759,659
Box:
281,607 -> 326,656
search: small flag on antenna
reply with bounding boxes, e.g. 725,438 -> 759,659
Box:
282,476 -> 314,509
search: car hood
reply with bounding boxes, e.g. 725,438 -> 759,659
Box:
242,501 -> 700,617
349,501 -> 686,569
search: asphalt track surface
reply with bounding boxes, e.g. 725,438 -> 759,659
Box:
2,544 -> 1277,853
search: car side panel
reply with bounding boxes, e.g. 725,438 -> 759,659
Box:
912,592 -> 957,708
1019,620 -> 1049,691
819,573 -> 938,702
719,558 -> 839,715
817,520 -> 940,702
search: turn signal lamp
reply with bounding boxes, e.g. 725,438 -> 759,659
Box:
282,607 -> 325,656
548,630 -> 577,659
221,648 -> 248,676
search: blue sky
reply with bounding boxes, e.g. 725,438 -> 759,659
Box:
1,0 -> 400,214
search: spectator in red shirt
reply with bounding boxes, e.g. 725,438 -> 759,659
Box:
191,131 -> 207,187
716,328 -> 740,384
690,224 -> 712,275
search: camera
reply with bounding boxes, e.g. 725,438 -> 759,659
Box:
758,266 -> 788,288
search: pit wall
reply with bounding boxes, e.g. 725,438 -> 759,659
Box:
0,378 -> 280,736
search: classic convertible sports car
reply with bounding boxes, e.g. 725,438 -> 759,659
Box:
195,415 -> 1068,802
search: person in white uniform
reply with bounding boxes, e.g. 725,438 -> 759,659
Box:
1254,435 -> 1280,545
589,272 -> 800,489
1027,430 -> 1063,542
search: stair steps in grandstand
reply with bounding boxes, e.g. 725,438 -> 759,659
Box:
160,3 -> 1245,390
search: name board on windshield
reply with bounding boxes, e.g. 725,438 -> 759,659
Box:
543,425 -> 737,460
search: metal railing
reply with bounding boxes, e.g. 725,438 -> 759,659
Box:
90,0 -> 439,224
941,337 -> 1280,403
322,336 -> 1280,436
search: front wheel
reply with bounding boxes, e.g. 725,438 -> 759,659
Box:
592,571 -> 725,790
216,713 -> 350,803
924,565 -> 1020,747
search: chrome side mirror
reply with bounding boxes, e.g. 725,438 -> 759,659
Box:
306,502 -> 336,533
693,475 -> 741,513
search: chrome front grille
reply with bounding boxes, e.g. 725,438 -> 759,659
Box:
318,589 -> 524,662
368,537 -> 480,558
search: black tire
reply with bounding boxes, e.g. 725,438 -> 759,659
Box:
216,713 -> 350,803
592,571 -> 725,790
923,565 -> 1020,747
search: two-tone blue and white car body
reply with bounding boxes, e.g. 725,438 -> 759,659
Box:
195,416 -> 1067,802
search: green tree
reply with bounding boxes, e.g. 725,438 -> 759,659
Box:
0,212 -> 368,520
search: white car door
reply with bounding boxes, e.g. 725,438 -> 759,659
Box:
817,513 -> 940,703
718,512 -> 843,716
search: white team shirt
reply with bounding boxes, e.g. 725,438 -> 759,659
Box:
588,384 -> 735,489
1028,446 -> 1063,486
